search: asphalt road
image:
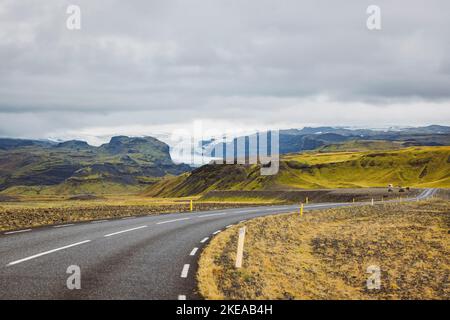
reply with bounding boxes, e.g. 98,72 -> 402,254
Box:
0,188 -> 437,300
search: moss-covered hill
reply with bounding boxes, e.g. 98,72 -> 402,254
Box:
144,146 -> 450,197
0,136 -> 190,195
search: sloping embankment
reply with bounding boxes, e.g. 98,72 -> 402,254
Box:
197,199 -> 450,300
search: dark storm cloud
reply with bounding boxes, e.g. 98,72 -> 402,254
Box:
0,0 -> 449,141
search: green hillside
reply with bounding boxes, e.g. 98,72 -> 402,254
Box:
0,136 -> 190,195
144,146 -> 450,197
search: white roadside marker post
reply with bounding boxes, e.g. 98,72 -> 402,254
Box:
235,226 -> 246,268
371,198 -> 374,206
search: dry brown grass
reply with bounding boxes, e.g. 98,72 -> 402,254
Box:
0,196 -> 261,232
197,199 -> 450,300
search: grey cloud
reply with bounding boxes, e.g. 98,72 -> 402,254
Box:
0,0 -> 449,139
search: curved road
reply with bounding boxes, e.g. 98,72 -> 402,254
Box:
0,188 -> 436,300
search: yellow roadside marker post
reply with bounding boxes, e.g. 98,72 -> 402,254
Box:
190,200 -> 193,212
300,203 -> 304,217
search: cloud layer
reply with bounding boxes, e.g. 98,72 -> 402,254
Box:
1,0 -> 449,143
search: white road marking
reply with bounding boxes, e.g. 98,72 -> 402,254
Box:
91,220 -> 109,224
53,224 -> 75,228
7,240 -> 91,266
178,295 -> 187,300
239,220 -> 247,223
200,237 -> 209,243
181,264 -> 190,278
121,217 -> 135,220
225,225 -> 233,228
156,217 -> 190,225
197,212 -> 227,218
190,248 -> 199,256
307,204 -> 332,208
213,230 -> 222,235
237,209 -> 259,213
104,225 -> 147,237
4,229 -> 32,235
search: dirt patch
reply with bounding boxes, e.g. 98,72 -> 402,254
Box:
197,199 -> 450,300
68,194 -> 105,201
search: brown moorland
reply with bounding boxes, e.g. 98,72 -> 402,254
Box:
198,198 -> 450,300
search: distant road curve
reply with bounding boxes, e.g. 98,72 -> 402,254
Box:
0,188 -> 437,300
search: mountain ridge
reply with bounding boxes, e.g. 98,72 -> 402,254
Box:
144,146 -> 450,197
202,125 -> 450,157
1,125 -> 449,195
0,135 -> 191,194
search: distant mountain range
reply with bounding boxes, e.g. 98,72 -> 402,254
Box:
0,136 -> 190,194
202,125 -> 450,158
0,125 -> 449,195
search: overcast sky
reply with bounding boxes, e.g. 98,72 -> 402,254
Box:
1,0 -> 450,145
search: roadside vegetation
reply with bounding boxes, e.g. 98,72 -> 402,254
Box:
0,195 -> 260,232
197,198 -> 450,300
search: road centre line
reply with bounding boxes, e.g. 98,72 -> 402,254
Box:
104,225 -> 148,237
197,212 -> 227,218
53,224 -> 74,228
156,218 -> 190,225
213,230 -> 222,235
91,220 -> 109,224
181,264 -> 190,278
200,237 -> 209,243
190,248 -> 198,256
4,229 -> 32,235
236,209 -> 259,213
7,240 -> 91,266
